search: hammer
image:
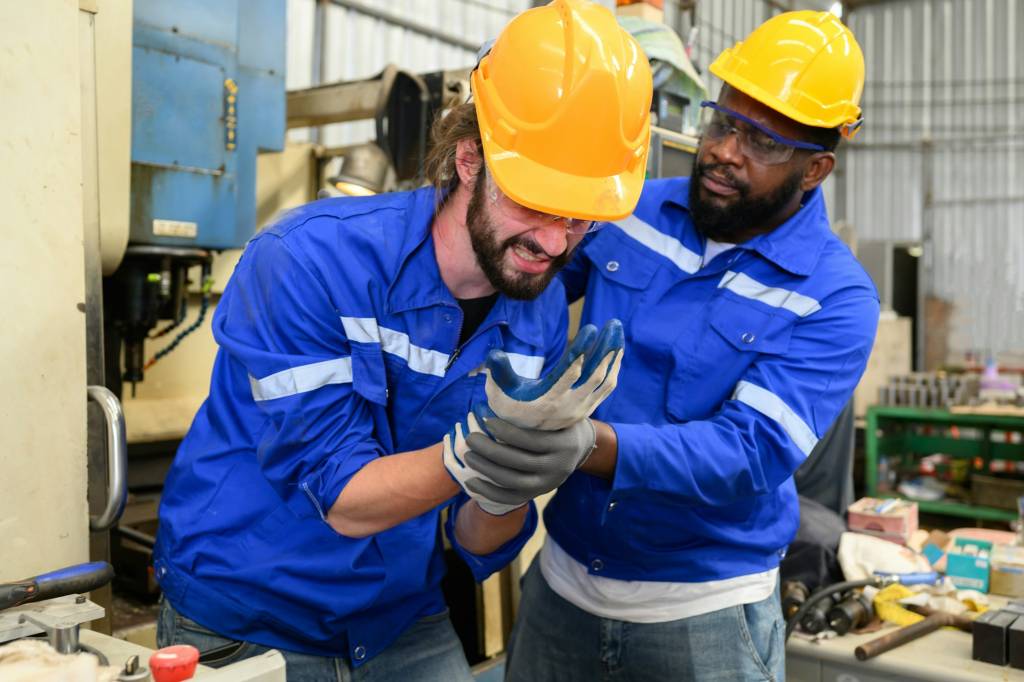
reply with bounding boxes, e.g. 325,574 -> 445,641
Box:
855,605 -> 975,661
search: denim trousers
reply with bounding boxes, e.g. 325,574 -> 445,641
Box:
505,562 -> 785,682
157,597 -> 474,682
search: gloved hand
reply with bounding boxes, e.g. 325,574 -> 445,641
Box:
460,412 -> 597,508
442,405 -> 525,516
484,319 -> 624,430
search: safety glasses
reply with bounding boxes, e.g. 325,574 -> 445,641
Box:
699,101 -> 827,166
484,170 -> 599,236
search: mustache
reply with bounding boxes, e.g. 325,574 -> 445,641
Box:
504,234 -> 563,260
695,162 -> 749,194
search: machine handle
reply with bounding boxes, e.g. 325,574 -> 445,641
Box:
88,385 -> 127,531
0,561 -> 114,611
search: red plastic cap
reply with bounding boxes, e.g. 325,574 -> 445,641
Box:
149,644 -> 200,682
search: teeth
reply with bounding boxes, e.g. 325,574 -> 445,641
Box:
513,245 -> 543,262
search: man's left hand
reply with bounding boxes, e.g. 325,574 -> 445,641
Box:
462,414 -> 597,507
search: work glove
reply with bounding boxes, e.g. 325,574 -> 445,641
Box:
484,319 -> 624,430
443,404 -> 525,516
460,413 -> 597,508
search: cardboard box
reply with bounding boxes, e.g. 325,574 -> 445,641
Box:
947,537 -> 993,592
615,2 -> 664,22
991,545 -> 1024,598
847,497 -> 919,545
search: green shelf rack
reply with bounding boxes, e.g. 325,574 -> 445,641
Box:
864,405 -> 1024,523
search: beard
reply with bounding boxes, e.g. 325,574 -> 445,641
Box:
464,172 -> 571,300
688,158 -> 803,242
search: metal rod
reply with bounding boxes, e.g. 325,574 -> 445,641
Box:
328,0 -> 479,51
87,386 -> 127,532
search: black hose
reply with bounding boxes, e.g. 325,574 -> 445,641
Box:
785,578 -> 881,642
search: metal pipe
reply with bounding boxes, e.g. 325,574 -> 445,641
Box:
855,607 -> 974,661
87,386 -> 127,532
328,0 -> 479,51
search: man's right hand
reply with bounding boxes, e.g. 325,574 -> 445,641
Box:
443,405 -> 526,516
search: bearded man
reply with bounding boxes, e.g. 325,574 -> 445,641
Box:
152,2 -> 652,678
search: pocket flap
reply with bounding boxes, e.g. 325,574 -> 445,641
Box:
709,296 -> 793,355
584,229 -> 659,290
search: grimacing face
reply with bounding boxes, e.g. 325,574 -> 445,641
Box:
464,167 -> 577,300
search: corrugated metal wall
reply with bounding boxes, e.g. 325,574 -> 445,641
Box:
687,0 -> 776,90
286,0 -> 623,145
844,0 -> 1024,358
287,0 -> 534,145
282,0 -> 1023,357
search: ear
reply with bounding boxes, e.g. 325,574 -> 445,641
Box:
800,152 -> 835,192
455,138 -> 484,188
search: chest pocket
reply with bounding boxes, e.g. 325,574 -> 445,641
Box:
584,229 -> 660,322
350,346 -> 389,405
667,294 -> 795,421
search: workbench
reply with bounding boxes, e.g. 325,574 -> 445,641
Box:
787,624 -> 1024,682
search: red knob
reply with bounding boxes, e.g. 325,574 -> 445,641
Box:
149,644 -> 200,682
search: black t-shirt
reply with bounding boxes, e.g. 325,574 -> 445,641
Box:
456,293 -> 499,348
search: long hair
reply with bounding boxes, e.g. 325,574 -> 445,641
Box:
423,102 -> 481,204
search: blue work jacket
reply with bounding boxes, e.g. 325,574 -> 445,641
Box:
551,177 -> 880,583
154,187 -> 564,663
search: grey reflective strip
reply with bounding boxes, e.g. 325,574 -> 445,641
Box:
505,353 -> 545,379
731,380 -> 818,456
614,215 -> 702,274
249,357 -> 354,402
342,316 -> 450,377
379,326 -> 449,377
718,271 -> 821,317
341,316 -> 380,343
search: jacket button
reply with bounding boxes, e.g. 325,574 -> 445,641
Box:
443,314 -> 453,323
591,558 -> 604,572
607,500 -> 618,512
353,645 -> 366,661
741,332 -> 756,344
606,260 -> 620,272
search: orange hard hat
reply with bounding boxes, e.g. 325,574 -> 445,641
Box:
472,0 -> 652,222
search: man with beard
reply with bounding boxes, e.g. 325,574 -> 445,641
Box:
152,1 -> 651,678
500,11 -> 881,681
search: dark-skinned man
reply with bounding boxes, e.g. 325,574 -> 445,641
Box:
482,11 -> 880,681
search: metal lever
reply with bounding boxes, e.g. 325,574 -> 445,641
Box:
87,385 -> 127,531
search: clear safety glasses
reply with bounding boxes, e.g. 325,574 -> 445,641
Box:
698,101 -> 827,166
484,171 -> 600,236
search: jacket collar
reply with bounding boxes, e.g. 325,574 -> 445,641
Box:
385,187 -> 546,347
669,179 -> 831,277
741,188 -> 831,276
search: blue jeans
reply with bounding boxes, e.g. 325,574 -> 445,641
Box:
157,597 -> 473,682
505,562 -> 785,682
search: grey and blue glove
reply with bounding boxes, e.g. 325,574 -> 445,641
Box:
462,413 -> 597,507
484,319 -> 624,430
443,404 -> 525,516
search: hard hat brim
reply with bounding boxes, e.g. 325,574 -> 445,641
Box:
480,130 -> 650,224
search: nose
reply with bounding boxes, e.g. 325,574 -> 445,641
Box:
531,222 -> 570,258
703,129 -> 744,167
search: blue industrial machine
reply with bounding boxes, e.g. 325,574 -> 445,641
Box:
107,0 -> 285,392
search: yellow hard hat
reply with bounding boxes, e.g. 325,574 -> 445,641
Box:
710,10 -> 865,139
472,0 -> 652,222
